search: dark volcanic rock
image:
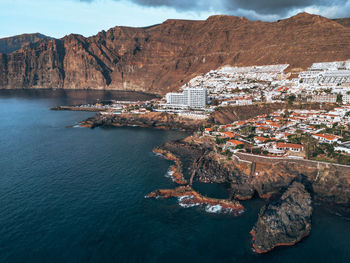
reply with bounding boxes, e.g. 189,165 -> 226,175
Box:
1,13 -> 350,93
250,182 -> 312,253
80,112 -> 205,132
159,140 -> 207,182
156,138 -> 350,208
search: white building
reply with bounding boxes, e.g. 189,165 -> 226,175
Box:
335,146 -> 350,154
343,94 -> 350,105
221,98 -> 253,106
312,134 -> 341,144
308,94 -> 337,103
166,87 -> 207,108
166,92 -> 186,106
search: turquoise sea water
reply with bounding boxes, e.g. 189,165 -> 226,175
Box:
0,90 -> 350,263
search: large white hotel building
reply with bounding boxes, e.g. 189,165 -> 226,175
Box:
166,87 -> 207,108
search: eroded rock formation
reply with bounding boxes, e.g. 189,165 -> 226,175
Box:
250,182 -> 312,253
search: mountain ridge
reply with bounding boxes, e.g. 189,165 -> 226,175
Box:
0,33 -> 51,54
1,13 -> 350,94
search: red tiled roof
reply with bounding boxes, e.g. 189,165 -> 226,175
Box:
222,132 -> 235,138
254,137 -> 269,142
313,134 -> 341,141
235,121 -> 246,125
276,142 -> 304,149
227,140 -> 244,146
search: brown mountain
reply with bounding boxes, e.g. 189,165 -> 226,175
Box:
1,12 -> 350,94
0,33 -> 51,54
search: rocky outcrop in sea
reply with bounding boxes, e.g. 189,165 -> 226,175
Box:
250,181 -> 312,253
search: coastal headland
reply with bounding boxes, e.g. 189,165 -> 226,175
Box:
78,111 -> 203,132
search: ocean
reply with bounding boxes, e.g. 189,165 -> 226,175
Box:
0,90 -> 350,263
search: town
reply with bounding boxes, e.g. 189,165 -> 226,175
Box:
201,107 -> 350,165
61,60 -> 350,165
66,60 -> 350,118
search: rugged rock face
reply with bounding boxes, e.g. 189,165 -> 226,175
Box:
158,138 -> 210,182
250,182 -> 312,253
1,13 -> 350,93
159,138 -> 350,211
0,33 -> 50,54
196,149 -> 350,206
80,112 -> 205,131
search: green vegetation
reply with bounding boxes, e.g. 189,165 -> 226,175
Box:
337,94 -> 343,103
215,137 -> 229,145
288,95 -> 296,105
252,148 -> 262,155
288,134 -> 302,144
240,126 -> 256,136
223,149 -> 233,158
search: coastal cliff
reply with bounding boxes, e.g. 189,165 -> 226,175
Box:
1,13 -> 350,93
159,138 -> 350,212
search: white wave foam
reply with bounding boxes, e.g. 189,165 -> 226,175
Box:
165,169 -> 174,179
205,204 -> 223,213
177,195 -> 193,202
178,202 -> 199,208
178,195 -> 200,208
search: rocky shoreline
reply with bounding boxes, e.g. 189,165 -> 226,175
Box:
79,112 -> 204,132
71,108 -> 350,254
147,136 -> 350,254
146,186 -> 244,215
51,106 -> 103,112
153,148 -> 187,185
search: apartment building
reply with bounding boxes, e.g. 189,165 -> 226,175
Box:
166,87 -> 207,108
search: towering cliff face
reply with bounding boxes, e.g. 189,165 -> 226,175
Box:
1,13 -> 350,94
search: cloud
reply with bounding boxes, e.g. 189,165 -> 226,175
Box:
76,0 -> 350,20
225,0 -> 347,15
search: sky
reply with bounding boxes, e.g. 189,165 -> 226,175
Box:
0,0 -> 349,39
